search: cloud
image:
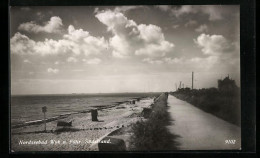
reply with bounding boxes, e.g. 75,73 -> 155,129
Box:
95,10 -> 174,58
143,56 -> 219,71
172,25 -> 179,29
94,6 -> 143,14
195,24 -> 208,32
135,41 -> 173,57
201,6 -> 222,21
86,58 -> 102,64
67,57 -> 78,63
11,32 -> 69,55
11,32 -> 36,55
173,6 -> 196,17
143,57 -> 184,65
142,58 -> 163,64
157,5 -> 223,21
94,8 -> 100,14
156,5 -> 171,12
163,57 -> 184,64
11,25 -> 108,56
54,61 -> 59,65
114,6 -> 144,12
47,68 -> 59,73
23,59 -> 31,63
184,20 -> 198,27
157,5 -> 196,17
63,25 -> 108,56
194,34 -> 232,55
18,16 -> 63,33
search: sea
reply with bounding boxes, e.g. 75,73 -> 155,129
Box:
11,92 -> 161,125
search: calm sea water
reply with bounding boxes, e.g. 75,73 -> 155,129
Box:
11,93 -> 160,125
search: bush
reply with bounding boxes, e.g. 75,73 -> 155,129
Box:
129,93 -> 179,151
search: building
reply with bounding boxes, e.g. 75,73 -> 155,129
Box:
218,76 -> 237,92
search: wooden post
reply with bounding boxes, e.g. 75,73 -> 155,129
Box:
42,106 -> 47,132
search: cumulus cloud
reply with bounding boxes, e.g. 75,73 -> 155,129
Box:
18,16 -> 63,33
67,57 -> 78,63
95,10 -> 174,58
85,58 -> 102,64
64,25 -> 108,56
195,24 -> 208,32
194,34 -> 232,55
47,68 -> 59,73
11,25 -> 108,56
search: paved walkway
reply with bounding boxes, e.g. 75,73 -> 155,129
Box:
167,95 -> 241,150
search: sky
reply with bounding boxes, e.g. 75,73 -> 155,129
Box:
10,5 -> 240,94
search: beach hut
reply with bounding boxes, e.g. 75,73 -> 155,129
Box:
91,109 -> 98,121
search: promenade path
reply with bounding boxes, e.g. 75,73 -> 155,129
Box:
167,95 -> 241,150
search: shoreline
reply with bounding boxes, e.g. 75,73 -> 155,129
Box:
11,96 -> 156,151
11,96 -> 148,129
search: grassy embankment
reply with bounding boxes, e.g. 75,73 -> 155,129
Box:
129,93 -> 179,151
171,87 -> 241,126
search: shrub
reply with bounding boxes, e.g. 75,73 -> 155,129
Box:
129,93 -> 179,151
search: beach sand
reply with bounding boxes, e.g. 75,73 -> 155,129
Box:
11,97 -> 154,152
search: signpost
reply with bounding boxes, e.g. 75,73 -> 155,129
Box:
42,106 -> 47,132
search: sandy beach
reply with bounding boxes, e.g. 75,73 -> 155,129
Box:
11,97 -> 154,152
